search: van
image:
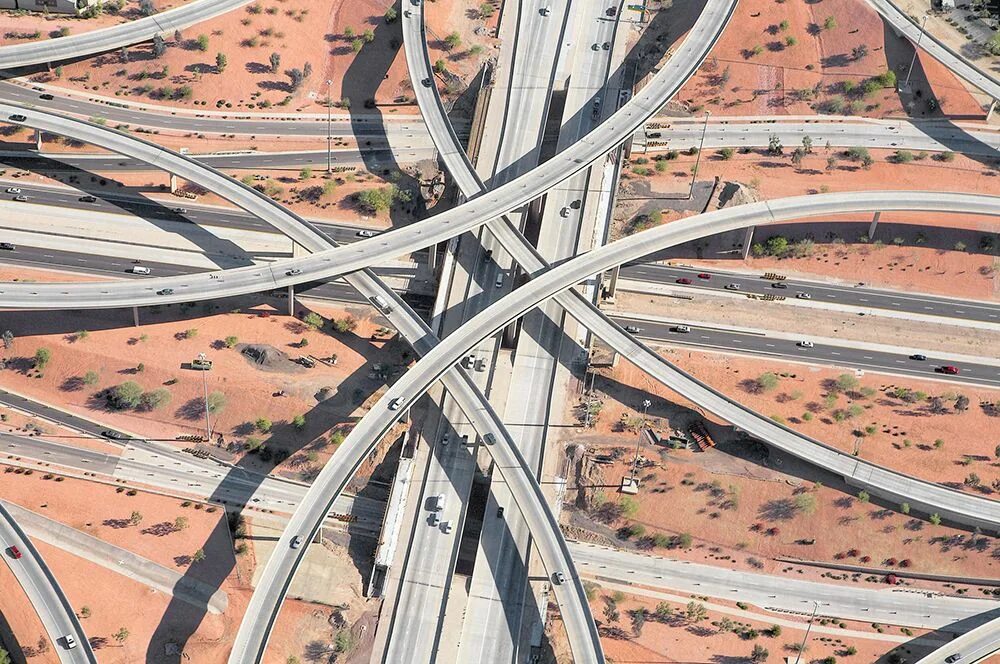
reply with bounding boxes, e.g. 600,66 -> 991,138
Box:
370,294 -> 393,314
433,494 -> 445,511
495,274 -> 504,288
389,396 -> 405,410
129,265 -> 151,275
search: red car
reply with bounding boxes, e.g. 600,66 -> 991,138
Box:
8,545 -> 22,559
676,278 -> 692,285
697,273 -> 711,280
940,365 -> 960,375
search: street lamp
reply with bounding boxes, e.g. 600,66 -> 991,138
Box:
326,79 -> 334,173
199,353 -> 211,441
902,15 -> 929,90
689,110 -> 710,200
793,601 -> 820,664
631,399 -> 652,481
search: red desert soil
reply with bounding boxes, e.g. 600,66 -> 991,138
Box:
26,0 -> 495,114
0,301 -> 406,474
0,558 -> 58,663
674,0 -> 984,118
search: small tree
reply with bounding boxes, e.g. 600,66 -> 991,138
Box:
756,372 -> 779,391
362,29 -> 375,43
823,15 -> 837,30
174,516 -> 190,531
767,134 -> 783,155
224,335 -> 239,348
216,52 -> 228,73
852,44 -> 869,61
195,34 -> 209,51
129,510 -> 143,526
110,381 -> 144,410
794,492 -> 818,515
857,490 -> 870,503
685,601 -> 707,622
83,370 -> 100,386
79,606 -> 92,619
303,312 -> 324,329
207,391 -> 226,414
384,6 -> 398,22
444,32 -> 462,50
900,502 -> 910,515
113,627 -> 130,644
192,548 -> 206,563
269,52 -> 281,73
292,414 -> 306,430
751,644 -> 769,662
255,417 -> 272,433
34,348 -> 51,371
140,389 -> 171,411
152,33 -> 167,57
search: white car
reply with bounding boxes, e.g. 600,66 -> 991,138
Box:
673,325 -> 691,333
389,397 -> 405,410
798,341 -> 814,348
796,292 -> 811,299
440,520 -> 453,533
441,433 -> 450,446
724,283 -> 741,290
64,635 -> 77,649
290,536 -> 303,549
5,187 -> 20,194
552,572 -> 566,585
356,229 -> 377,238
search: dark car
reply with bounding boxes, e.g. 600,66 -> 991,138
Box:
910,354 -> 927,361
697,273 -> 711,279
79,195 -> 97,203
676,278 -> 692,285
39,93 -> 54,100
606,6 -> 618,15
8,114 -> 26,122
421,78 -> 432,87
945,655 -> 962,663
940,365 -> 960,375
0,243 -> 15,251
286,268 -> 302,276
101,430 -> 127,440
497,506 -> 504,518
772,282 -> 788,289
157,288 -> 174,296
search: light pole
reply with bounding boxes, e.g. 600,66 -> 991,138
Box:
631,399 -> 652,481
793,601 -> 820,664
903,15 -> 929,90
326,79 -> 334,173
689,110 -> 710,200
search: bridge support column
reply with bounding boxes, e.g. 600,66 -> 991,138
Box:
287,285 -> 295,317
34,129 -> 42,151
169,174 -> 178,193
604,265 -> 620,301
741,226 -> 755,260
427,242 -> 438,271
987,98 -> 998,122
132,306 -> 140,327
868,211 -> 881,240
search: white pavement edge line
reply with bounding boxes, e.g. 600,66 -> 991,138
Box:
0,500 -> 96,663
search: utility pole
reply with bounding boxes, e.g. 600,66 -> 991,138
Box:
630,399 -> 652,481
903,15 -> 929,90
793,602 -> 820,664
326,79 -> 334,174
199,353 -> 211,440
689,110 -> 710,200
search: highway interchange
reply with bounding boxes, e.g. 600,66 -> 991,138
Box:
0,0 -> 998,663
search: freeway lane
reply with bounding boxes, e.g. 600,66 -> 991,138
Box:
0,502 -> 95,663
620,264 -> 1000,325
608,313 -> 1000,387
913,614 -> 1000,664
571,542 -> 999,629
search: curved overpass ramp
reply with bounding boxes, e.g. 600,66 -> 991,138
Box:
866,0 -> 1000,101
913,613 -> 1000,664
0,502 -> 95,663
0,0 -> 253,70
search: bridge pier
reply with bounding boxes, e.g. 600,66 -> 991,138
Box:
34,129 -> 42,151
132,306 -> 140,327
987,98 -> 998,123
604,265 -> 620,301
169,173 -> 178,193
868,211 -> 881,240
287,285 -> 295,317
741,226 -> 755,260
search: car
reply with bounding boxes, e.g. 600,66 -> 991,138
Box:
602,41 -> 611,50
12,195 -> 27,202
129,266 -> 151,275
647,131 -> 662,138
433,494 -> 445,511
474,357 -> 487,372
157,288 -> 174,296
64,635 -> 77,650
421,77 -> 433,87
539,6 -> 550,15
8,114 -> 26,122
101,430 -> 127,440
606,6 -> 618,15
389,396 -> 405,410
673,325 -> 691,333
411,0 -> 420,4
552,572 -> 566,585
725,283 -> 741,290
696,273 -> 711,280
429,512 -> 440,526
497,507 -> 504,518
8,545 -> 22,559
910,354 -> 927,361
171,207 -> 187,214
772,282 -> 788,289
798,341 -> 814,348
5,187 -> 20,194
482,248 -> 493,262
495,274 -> 504,288
624,325 -> 642,334
441,432 -> 450,446
356,229 -> 377,238
290,536 -> 303,549
441,520 -> 453,533
560,206 -> 570,218
945,655 -> 962,663
39,93 -> 54,100
591,43 -> 600,51
286,268 -> 302,276
676,278 -> 692,285
940,365 -> 960,375
0,243 -> 15,251
79,195 -> 97,203
796,292 -> 811,299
